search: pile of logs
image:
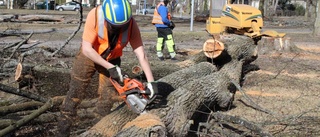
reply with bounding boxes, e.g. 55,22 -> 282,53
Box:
0,34 -> 277,136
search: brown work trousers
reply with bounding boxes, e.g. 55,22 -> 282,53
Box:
57,51 -> 121,136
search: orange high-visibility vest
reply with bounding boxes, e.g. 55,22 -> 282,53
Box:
152,3 -> 171,25
94,6 -> 132,61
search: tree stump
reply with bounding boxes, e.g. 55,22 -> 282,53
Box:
257,36 -> 297,54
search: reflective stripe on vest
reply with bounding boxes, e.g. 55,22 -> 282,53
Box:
152,4 -> 171,25
96,6 -> 132,60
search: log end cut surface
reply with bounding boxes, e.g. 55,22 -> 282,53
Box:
14,63 -> 23,82
203,39 -> 225,58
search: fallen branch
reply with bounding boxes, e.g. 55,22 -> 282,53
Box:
231,80 -> 276,116
0,83 -> 48,103
0,96 -> 62,136
212,112 -> 273,137
2,41 -> 20,51
0,28 -> 56,36
0,101 -> 43,116
50,5 -> 83,57
19,48 -> 53,61
9,32 -> 34,59
0,119 -> 14,129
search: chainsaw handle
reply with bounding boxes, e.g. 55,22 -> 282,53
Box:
122,89 -> 140,96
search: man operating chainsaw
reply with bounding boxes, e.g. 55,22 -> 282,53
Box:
57,0 -> 158,136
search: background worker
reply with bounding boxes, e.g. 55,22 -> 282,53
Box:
57,0 -> 158,136
152,0 -> 177,61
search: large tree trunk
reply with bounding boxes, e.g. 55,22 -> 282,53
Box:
305,0 -> 310,21
80,34 -> 258,137
263,0 -> 268,17
80,62 -> 218,137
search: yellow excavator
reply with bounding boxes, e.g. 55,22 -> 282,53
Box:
206,0 -> 286,38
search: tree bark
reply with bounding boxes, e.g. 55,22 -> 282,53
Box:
0,101 -> 43,116
121,50 -> 209,81
80,34 -> 258,137
305,0 -> 310,21
80,62 -> 218,137
114,113 -> 167,137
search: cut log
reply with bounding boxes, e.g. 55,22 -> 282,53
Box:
203,39 -> 225,59
17,15 -> 64,22
0,15 -> 15,22
81,61 -> 242,137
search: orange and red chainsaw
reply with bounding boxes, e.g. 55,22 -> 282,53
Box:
109,76 -> 151,114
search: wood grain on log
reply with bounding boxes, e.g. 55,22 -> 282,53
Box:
115,113 -> 166,137
203,39 -> 224,59
14,63 -> 23,82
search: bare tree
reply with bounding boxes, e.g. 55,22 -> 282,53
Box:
314,0 -> 320,35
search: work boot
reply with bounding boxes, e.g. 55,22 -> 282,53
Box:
57,113 -> 73,137
158,57 -> 164,61
171,57 -> 177,61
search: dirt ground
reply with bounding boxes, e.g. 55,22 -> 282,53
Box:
1,9 -> 320,136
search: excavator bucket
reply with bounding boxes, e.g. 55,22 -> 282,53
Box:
261,30 -> 286,38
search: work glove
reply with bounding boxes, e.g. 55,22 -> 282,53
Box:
169,21 -> 175,30
145,82 -> 158,100
108,65 -> 127,83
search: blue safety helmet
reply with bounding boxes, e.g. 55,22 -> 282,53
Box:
102,0 -> 132,26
